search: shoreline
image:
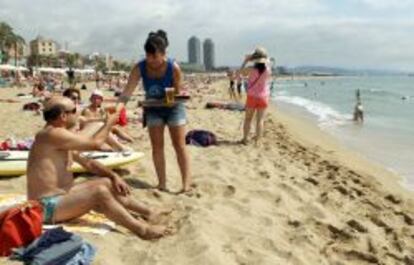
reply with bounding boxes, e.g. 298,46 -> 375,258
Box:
1,79 -> 413,264
270,101 -> 412,198
272,86 -> 414,193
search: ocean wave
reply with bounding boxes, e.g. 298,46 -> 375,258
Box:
362,88 -> 408,99
274,83 -> 308,88
274,95 -> 353,128
274,90 -> 288,96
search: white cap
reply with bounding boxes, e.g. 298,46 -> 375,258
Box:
91,89 -> 103,98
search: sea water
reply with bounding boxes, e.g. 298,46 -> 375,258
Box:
272,76 -> 414,190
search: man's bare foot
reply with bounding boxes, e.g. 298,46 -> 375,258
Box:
139,224 -> 174,240
145,208 -> 173,224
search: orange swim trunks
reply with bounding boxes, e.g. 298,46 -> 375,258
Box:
246,96 -> 269,109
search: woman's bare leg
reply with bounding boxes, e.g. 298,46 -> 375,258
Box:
255,108 -> 266,143
242,108 -> 255,143
169,125 -> 191,192
148,125 -> 167,190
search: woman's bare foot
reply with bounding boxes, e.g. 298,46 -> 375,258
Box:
155,184 -> 169,192
240,138 -> 249,145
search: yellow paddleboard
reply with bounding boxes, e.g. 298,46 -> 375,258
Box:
0,151 -> 144,177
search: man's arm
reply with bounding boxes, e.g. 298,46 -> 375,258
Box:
116,65 -> 141,112
72,152 -> 117,179
72,152 -> 131,195
50,113 -> 118,151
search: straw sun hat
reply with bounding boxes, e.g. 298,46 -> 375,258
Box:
250,47 -> 269,63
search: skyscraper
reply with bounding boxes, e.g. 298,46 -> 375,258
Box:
203,38 -> 215,71
188,36 -> 201,65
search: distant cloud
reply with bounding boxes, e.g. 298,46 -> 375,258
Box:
1,0 -> 414,70
357,0 -> 414,9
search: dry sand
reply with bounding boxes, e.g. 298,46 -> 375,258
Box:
0,79 -> 413,265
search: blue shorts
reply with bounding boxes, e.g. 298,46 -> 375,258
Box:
39,195 -> 62,224
145,103 -> 186,127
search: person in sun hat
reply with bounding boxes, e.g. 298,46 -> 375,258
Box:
239,46 -> 272,145
81,89 -> 133,151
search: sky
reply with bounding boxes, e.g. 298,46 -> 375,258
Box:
1,0 -> 414,71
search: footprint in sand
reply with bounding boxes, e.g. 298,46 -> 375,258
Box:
384,194 -> 402,205
393,211 -> 414,226
223,185 -> 236,197
346,219 -> 368,233
298,202 -> 326,220
343,250 -> 379,264
259,170 -> 271,179
277,183 -> 304,202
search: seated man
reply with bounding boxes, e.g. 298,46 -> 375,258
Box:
27,96 -> 171,239
62,88 -> 131,151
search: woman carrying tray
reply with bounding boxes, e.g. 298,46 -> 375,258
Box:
116,30 -> 191,193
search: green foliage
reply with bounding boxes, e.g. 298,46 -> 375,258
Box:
0,21 -> 26,65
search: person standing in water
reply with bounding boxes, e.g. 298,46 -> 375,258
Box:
353,89 -> 364,123
116,30 -> 191,193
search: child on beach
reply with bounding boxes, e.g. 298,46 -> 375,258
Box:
240,47 -> 272,145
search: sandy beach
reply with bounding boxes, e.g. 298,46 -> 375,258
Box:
1,79 -> 413,264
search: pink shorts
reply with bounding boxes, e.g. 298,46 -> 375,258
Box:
246,96 -> 268,109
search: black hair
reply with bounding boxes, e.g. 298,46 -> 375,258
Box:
144,30 -> 169,54
43,105 -> 65,122
63,88 -> 81,100
254,63 -> 266,74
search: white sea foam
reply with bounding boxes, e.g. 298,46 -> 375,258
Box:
274,95 -> 352,128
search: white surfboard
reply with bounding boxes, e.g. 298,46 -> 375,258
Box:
0,151 -> 144,177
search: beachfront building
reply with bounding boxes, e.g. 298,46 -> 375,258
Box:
188,36 -> 201,65
5,42 -> 29,66
180,62 -> 205,73
203,38 -> 215,71
30,36 -> 57,56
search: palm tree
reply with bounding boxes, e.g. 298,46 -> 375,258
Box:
10,35 -> 25,66
0,22 -> 26,66
73,52 -> 83,68
0,22 -> 13,64
65,54 -> 76,68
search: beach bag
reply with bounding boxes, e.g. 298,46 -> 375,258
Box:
0,201 -> 43,256
185,130 -> 217,147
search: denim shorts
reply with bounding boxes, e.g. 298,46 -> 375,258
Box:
145,103 -> 186,127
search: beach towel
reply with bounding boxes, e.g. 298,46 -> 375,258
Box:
11,227 -> 96,265
205,101 -> 245,111
0,194 -> 116,236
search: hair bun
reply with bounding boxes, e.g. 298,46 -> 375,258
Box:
156,30 -> 169,47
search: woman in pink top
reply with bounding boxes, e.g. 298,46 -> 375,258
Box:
239,47 -> 272,144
